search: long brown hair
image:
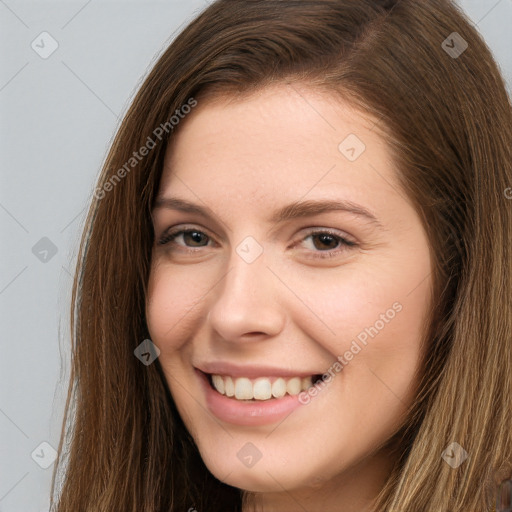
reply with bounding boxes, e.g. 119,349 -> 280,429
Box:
51,1 -> 512,510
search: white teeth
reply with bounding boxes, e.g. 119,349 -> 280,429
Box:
210,374 -> 316,400
301,376 -> 312,390
211,374 -> 225,395
224,376 -> 235,397
272,378 -> 287,398
235,377 -> 253,400
253,378 -> 272,400
286,377 -> 301,395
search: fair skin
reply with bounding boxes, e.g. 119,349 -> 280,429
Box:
146,83 -> 433,512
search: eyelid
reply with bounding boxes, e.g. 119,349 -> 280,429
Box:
296,226 -> 357,245
158,224 -> 217,247
157,224 -> 358,261
158,224 -> 355,245
290,229 -> 357,260
156,218 -> 222,239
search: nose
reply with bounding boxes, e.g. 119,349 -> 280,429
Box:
206,245 -> 286,343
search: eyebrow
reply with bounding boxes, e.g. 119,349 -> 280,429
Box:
153,196 -> 383,229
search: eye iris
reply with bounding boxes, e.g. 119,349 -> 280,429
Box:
184,231 -> 207,246
313,234 -> 338,251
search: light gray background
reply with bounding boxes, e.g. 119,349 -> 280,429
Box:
0,1 -> 510,510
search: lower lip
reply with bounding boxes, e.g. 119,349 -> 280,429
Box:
196,369 -> 305,426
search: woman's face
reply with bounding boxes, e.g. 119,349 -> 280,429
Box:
146,84 -> 433,506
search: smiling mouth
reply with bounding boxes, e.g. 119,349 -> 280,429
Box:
205,373 -> 323,401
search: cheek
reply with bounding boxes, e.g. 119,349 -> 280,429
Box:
289,262 -> 428,344
292,259 -> 431,395
145,261 -> 212,351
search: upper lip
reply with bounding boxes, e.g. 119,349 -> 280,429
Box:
195,362 -> 322,379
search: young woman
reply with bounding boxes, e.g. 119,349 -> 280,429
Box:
51,1 -> 512,510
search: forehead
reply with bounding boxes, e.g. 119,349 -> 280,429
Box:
157,83 -> 405,221
163,84 -> 389,170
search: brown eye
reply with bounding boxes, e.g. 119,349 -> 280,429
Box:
299,229 -> 357,260
158,229 -> 211,248
181,231 -> 209,246
311,233 -> 341,251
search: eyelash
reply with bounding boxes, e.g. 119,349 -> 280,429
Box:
157,226 -> 357,259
